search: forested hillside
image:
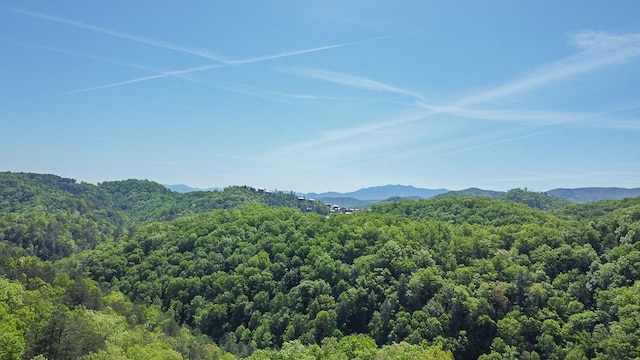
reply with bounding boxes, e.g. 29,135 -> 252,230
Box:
0,172 -> 327,260
1,172 -> 640,359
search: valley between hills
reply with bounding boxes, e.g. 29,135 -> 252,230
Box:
1,171 -> 640,359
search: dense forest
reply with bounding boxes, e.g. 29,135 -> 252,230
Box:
1,172 -> 640,359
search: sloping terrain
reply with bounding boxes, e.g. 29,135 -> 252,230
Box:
1,171 -> 640,359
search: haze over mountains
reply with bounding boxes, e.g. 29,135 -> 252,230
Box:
545,187 -> 640,203
166,183 -> 640,206
165,184 -> 221,193
304,185 -> 448,201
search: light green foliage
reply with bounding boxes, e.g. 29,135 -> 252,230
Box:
0,253 -> 234,360
0,172 -> 328,260
0,320 -> 25,360
375,342 -> 452,360
75,196 -> 640,358
2,172 -> 640,359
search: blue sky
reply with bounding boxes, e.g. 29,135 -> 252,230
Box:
1,1 -> 639,192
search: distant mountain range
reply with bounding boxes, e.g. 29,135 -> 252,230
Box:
302,185 -> 640,207
545,187 -> 640,203
165,183 -> 640,207
164,184 -> 221,193
305,185 -> 448,201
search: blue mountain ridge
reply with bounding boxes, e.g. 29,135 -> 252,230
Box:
304,184 -> 448,201
164,184 -> 222,193
165,184 -> 640,204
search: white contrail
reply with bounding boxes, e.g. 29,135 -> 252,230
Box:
282,67 -> 426,100
63,74 -> 166,95
266,31 -> 640,158
265,111 -> 430,158
61,63 -> 226,96
4,38 -> 242,99
453,32 -> 640,107
3,38 -> 164,73
61,35 -> 401,95
3,6 -> 232,64
4,7 -> 404,95
8,38 -> 294,104
231,34 -> 401,64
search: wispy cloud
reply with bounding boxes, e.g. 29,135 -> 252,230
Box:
3,6 -> 231,64
267,30 -> 640,160
568,30 -> 640,50
231,34 -> 400,65
579,103 -> 640,131
489,168 -> 640,186
8,38 -> 301,104
60,35 -> 399,95
415,103 -> 590,126
61,63 -> 227,96
4,39 -> 140,70
200,81 -> 300,106
426,125 -> 574,159
4,6 -> 405,96
282,67 -> 426,100
393,102 -> 640,162
5,38 -> 265,102
591,118 -> 640,131
456,31 -> 640,107
8,39 -> 359,106
443,30 -> 640,109
416,102 -> 640,130
264,111 -> 430,159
